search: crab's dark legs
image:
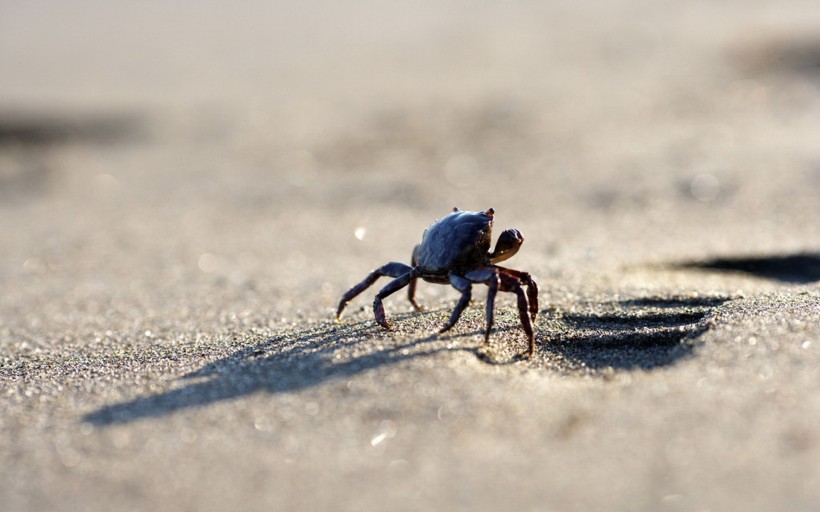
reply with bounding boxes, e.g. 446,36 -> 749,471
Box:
461,268 -> 500,344
497,266 -> 539,322
483,271 -> 500,344
440,267 -> 535,356
372,268 -> 421,329
407,244 -> 423,311
498,271 -> 535,356
336,262 -> 415,320
438,274 -> 472,334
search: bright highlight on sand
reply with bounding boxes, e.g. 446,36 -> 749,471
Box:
198,253 -> 219,273
354,227 -> 367,240
370,420 -> 397,446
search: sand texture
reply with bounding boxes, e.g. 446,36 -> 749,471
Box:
1,2 -> 819,511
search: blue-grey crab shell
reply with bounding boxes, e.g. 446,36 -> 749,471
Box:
415,209 -> 493,273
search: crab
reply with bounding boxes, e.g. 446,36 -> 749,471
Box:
336,207 -> 539,356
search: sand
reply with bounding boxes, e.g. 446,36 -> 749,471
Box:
1,2 -> 819,511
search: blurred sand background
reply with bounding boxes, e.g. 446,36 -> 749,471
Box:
1,1 -> 819,511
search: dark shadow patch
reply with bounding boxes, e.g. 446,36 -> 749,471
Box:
736,35 -> 820,79
544,296 -> 727,373
0,111 -> 147,200
675,253 -> 820,284
563,311 -> 707,330
619,296 -> 730,309
0,112 -> 145,147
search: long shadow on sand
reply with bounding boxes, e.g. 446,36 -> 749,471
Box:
84,311 -> 464,426
545,296 -> 729,372
84,296 -> 730,425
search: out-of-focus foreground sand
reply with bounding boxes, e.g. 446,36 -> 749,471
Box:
1,2 -> 819,511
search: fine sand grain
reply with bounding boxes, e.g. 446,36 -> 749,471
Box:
2,2 -> 819,511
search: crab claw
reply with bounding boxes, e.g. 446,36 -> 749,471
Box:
490,228 -> 524,263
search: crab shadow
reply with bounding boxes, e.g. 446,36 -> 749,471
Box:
83,295 -> 731,424
83,310 -> 466,426
544,296 -> 730,372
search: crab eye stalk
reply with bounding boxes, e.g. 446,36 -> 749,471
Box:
490,228 -> 524,263
485,208 -> 495,217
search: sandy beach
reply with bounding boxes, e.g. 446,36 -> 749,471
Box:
2,2 -> 819,510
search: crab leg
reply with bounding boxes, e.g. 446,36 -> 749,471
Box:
407,244 -> 423,311
463,267 -> 500,344
438,274 -> 472,334
336,262 -> 415,320
372,268 -> 421,329
496,266 -> 539,322
498,272 -> 535,356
